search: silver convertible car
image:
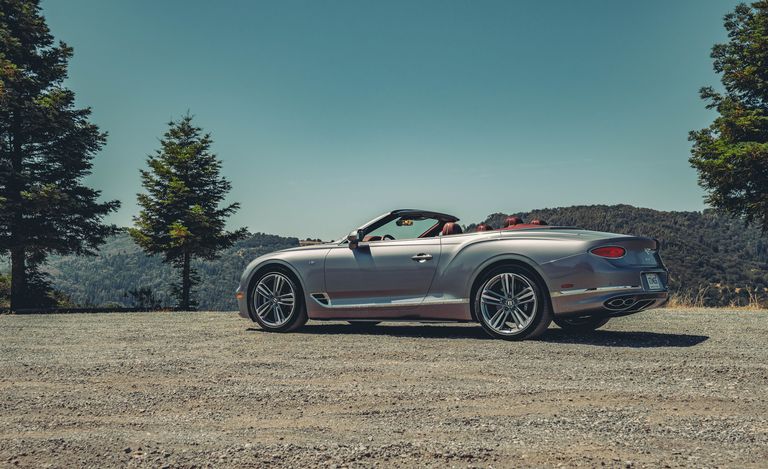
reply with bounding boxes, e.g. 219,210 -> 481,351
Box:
235,209 -> 669,340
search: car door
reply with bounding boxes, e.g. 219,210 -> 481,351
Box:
323,237 -> 441,315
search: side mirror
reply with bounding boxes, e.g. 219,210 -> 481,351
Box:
347,230 -> 360,249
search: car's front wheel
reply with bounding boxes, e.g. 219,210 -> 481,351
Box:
554,316 -> 610,332
249,268 -> 307,332
474,265 -> 552,340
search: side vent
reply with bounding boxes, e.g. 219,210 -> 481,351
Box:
311,293 -> 331,306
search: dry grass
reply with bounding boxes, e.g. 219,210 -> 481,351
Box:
667,286 -> 767,311
666,287 -> 710,309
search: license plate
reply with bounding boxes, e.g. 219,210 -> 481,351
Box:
645,273 -> 662,290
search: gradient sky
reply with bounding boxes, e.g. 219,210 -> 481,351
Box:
41,0 -> 739,240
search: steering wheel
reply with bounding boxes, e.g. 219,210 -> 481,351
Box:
382,234 -> 396,241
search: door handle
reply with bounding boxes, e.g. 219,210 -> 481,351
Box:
411,253 -> 433,262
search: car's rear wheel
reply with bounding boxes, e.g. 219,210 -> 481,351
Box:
249,269 -> 307,332
474,265 -> 552,340
554,316 -> 610,332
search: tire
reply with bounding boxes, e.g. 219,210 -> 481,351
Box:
248,267 -> 307,332
554,316 -> 610,332
473,265 -> 553,340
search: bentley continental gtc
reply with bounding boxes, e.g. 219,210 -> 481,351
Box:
235,209 -> 669,340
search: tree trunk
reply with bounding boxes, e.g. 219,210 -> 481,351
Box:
9,247 -> 26,311
181,250 -> 191,310
8,109 -> 26,311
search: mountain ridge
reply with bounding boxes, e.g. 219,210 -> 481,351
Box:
36,204 -> 768,310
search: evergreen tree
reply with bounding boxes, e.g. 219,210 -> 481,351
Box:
0,273 -> 9,308
130,114 -> 247,310
0,0 -> 120,309
125,286 -> 162,310
690,1 -> 768,233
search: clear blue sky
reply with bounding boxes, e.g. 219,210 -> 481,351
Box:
41,0 -> 738,240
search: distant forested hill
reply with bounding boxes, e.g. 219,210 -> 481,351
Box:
43,232 -> 299,311
35,205 -> 768,310
471,205 -> 768,306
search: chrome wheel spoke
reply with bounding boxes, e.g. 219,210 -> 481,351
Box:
490,308 -> 508,329
510,307 -> 528,328
514,287 -> 534,302
501,274 -> 513,296
255,301 -> 272,318
273,304 -> 284,323
277,293 -> 295,306
273,276 -> 283,295
483,289 -> 505,300
481,290 -> 504,306
256,283 -> 272,298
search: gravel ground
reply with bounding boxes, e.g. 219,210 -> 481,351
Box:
0,308 -> 767,468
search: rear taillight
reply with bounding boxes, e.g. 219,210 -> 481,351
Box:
590,246 -> 626,258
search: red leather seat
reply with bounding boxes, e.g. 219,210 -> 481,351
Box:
475,223 -> 494,232
503,216 -> 523,228
530,219 -> 548,225
441,222 -> 462,236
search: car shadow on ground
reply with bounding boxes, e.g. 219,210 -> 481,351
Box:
248,324 -> 492,340
247,324 -> 709,347
541,329 -> 709,348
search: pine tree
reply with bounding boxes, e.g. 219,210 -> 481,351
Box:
690,1 -> 768,233
0,0 -> 120,309
130,114 -> 247,310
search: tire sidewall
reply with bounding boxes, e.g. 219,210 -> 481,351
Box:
248,267 -> 307,332
473,265 -> 552,340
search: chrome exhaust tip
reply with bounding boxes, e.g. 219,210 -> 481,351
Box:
605,296 -> 637,310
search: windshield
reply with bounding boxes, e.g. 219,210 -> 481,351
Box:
365,216 -> 439,240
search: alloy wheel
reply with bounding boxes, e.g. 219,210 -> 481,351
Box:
253,273 -> 296,327
479,272 -> 538,335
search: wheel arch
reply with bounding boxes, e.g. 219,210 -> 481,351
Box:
468,257 -> 553,322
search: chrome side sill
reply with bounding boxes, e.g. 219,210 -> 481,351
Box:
551,285 -> 640,297
310,293 -> 469,309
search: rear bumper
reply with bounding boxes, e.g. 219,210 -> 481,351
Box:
551,286 -> 668,318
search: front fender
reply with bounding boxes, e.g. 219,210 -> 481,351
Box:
236,244 -> 332,319
240,256 -> 306,291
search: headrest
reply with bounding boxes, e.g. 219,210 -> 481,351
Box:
503,216 -> 523,228
441,222 -> 462,236
530,219 -> 548,225
475,223 -> 494,232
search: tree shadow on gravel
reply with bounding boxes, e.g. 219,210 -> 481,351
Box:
248,324 -> 709,346
541,329 -> 709,348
